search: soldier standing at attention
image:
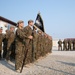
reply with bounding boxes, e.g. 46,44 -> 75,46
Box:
23,20 -> 33,64
63,40 -> 68,51
58,39 -> 62,51
73,40 -> 75,50
49,36 -> 52,53
45,34 -> 48,54
15,20 -> 28,72
41,32 -> 44,56
37,30 -> 42,58
32,27 -> 37,61
68,39 -> 72,51
15,20 -> 33,71
6,26 -> 15,61
40,32 -> 44,56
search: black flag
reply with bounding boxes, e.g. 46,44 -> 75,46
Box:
34,13 -> 45,32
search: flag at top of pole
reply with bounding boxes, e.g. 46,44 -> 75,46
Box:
34,13 -> 45,32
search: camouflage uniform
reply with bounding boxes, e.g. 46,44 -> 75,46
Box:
47,37 -> 50,53
68,40 -> 72,50
36,32 -> 42,59
58,40 -> 62,51
63,40 -> 68,51
39,33 -> 42,56
44,35 -> 48,54
43,34 -> 46,55
32,29 -> 37,61
47,37 -> 49,53
15,28 -> 26,70
73,40 -> 75,50
50,36 -> 52,52
48,37 -> 52,53
23,25 -> 33,64
6,30 -> 15,60
40,33 -> 44,56
41,34 -> 45,56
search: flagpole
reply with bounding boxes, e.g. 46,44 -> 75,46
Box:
33,24 -> 47,35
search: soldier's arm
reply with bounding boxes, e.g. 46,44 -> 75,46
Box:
16,29 -> 28,39
23,27 -> 33,39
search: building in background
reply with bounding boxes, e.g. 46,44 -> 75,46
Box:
0,20 -> 17,34
0,20 -> 8,34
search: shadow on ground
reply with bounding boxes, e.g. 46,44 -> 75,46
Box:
57,61 -> 75,66
34,64 -> 75,75
0,60 -> 15,71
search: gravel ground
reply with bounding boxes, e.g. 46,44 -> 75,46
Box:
0,50 -> 75,75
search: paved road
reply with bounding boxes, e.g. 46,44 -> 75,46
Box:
0,50 -> 75,75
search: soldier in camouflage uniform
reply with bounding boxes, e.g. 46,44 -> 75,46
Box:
58,39 -> 62,51
41,32 -> 44,56
15,20 -> 28,71
73,40 -> 75,50
6,26 -> 15,61
46,35 -> 48,53
32,27 -> 38,61
44,34 -> 48,54
38,30 -> 43,57
0,27 -> 5,60
49,35 -> 52,53
43,33 -> 46,56
36,31 -> 39,59
15,21 -> 25,70
47,35 -> 49,53
36,30 -> 42,59
23,20 -> 33,64
68,40 -> 72,51
63,40 -> 68,51
41,33 -> 45,56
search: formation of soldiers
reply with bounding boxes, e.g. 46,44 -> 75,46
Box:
58,39 -> 75,51
0,26 -> 15,60
0,20 -> 52,72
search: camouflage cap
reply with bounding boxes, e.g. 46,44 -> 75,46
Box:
17,20 -> 24,27
17,20 -> 24,24
28,20 -> 33,23
10,26 -> 15,28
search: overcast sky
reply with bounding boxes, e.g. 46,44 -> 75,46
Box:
0,0 -> 75,39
